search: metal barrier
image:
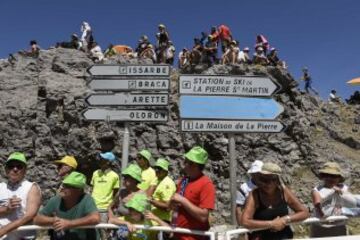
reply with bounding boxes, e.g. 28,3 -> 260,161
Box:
224,215 -> 352,240
14,223 -> 216,240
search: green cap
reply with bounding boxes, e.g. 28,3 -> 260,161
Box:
184,146 -> 208,165
62,171 -> 87,189
7,152 -> 27,165
138,149 -> 152,162
155,158 -> 170,171
125,193 -> 149,213
122,164 -> 142,182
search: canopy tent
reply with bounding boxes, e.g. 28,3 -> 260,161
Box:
347,77 -> 360,86
113,45 -> 133,54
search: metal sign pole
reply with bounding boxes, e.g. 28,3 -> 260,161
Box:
229,133 -> 237,225
121,122 -> 130,170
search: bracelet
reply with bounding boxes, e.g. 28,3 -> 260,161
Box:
285,215 -> 291,224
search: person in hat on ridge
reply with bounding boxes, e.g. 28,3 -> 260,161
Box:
109,193 -> 167,240
149,158 -> 176,224
34,172 -> 100,240
54,155 -> 78,179
156,24 -> 170,63
170,146 -> 216,240
310,162 -> 349,237
253,46 -> 269,66
301,67 -> 319,95
0,152 -> 42,239
241,162 -> 309,240
236,160 -> 263,225
108,164 -> 143,218
136,150 -> 157,196
328,90 -> 341,103
238,47 -> 252,64
91,152 -> 120,225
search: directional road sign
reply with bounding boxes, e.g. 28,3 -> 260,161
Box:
179,75 -> 280,97
86,93 -> 169,106
83,109 -> 168,122
87,65 -> 170,76
180,120 -> 285,133
87,79 -> 169,91
180,95 -> 284,120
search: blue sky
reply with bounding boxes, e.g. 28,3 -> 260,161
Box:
1,0 -> 359,99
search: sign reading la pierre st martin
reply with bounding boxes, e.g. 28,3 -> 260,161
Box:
84,64 -> 170,122
179,75 -> 279,97
179,74 -> 284,133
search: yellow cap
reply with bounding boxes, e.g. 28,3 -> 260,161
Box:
54,156 -> 78,169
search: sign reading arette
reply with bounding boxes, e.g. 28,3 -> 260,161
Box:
181,120 -> 285,133
83,109 -> 168,122
88,79 -> 169,91
87,65 -> 170,76
86,93 -> 168,106
179,75 -> 279,97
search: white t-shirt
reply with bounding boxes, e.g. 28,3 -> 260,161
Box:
236,179 -> 257,206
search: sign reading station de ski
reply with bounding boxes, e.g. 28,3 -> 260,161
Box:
87,64 -> 170,77
181,120 -> 285,133
82,109 -> 168,122
179,75 -> 280,97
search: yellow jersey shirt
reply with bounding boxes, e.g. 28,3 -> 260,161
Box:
151,176 -> 176,221
138,167 -> 157,191
91,169 -> 120,210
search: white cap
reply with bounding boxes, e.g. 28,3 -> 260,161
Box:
247,160 -> 263,174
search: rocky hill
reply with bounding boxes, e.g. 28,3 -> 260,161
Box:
0,48 -> 359,229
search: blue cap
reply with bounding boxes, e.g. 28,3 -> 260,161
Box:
99,152 -> 116,162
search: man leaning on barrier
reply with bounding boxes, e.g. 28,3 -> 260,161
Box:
34,172 -> 100,240
0,152 -> 42,240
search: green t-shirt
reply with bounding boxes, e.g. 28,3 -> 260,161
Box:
40,194 -> 100,240
151,176 -> 176,221
91,169 -> 120,209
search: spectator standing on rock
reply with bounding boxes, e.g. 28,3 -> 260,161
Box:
301,67 -> 319,95
310,162 -> 350,237
136,149 -> 158,196
255,34 -> 270,55
236,160 -> 263,225
213,24 -> 233,53
81,21 -> 93,51
0,152 -> 42,239
135,35 -> 150,57
149,158 -> 176,224
108,164 -> 143,217
170,146 -> 216,240
34,172 -> 100,240
91,152 -> 120,226
241,162 -> 309,240
203,35 -> 218,66
156,24 -> 170,63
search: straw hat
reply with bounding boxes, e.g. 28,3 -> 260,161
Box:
260,162 -> 282,175
319,162 -> 344,178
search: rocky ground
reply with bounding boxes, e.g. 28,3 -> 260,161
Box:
0,48 -> 359,236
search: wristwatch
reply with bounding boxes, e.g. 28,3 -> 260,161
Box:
285,215 -> 291,224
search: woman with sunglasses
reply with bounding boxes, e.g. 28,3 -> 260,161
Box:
241,162 -> 309,240
310,162 -> 348,237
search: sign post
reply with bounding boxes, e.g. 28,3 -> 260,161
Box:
179,74 -> 284,225
85,64 -> 170,172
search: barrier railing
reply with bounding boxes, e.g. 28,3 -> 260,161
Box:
13,223 -> 216,240
224,215 -> 352,240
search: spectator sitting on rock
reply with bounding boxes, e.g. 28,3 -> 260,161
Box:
328,90 -> 342,103
56,34 -> 81,49
255,34 -> 270,55
34,172 -> 100,240
267,47 -> 280,66
104,44 -> 117,58
166,41 -> 176,65
19,40 -> 40,58
238,47 -> 252,64
89,42 -> 104,62
139,44 -> 157,63
178,48 -> 190,69
221,40 -> 239,64
236,160 -> 263,225
346,90 -> 360,104
253,46 -> 269,65
0,152 -> 42,239
135,35 -> 150,57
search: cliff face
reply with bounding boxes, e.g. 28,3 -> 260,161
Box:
0,48 -> 359,224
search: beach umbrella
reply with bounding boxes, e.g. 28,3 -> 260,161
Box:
347,77 -> 360,86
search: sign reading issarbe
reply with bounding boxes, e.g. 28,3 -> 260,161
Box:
88,65 -> 170,76
180,75 -> 279,97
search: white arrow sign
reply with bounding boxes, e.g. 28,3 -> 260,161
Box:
87,79 -> 169,91
88,65 -> 170,76
179,75 -> 280,97
181,120 -> 285,133
83,109 -> 168,122
86,93 -> 169,106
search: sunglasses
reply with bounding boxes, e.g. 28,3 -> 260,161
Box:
6,163 -> 25,170
257,175 -> 278,183
321,173 -> 341,178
